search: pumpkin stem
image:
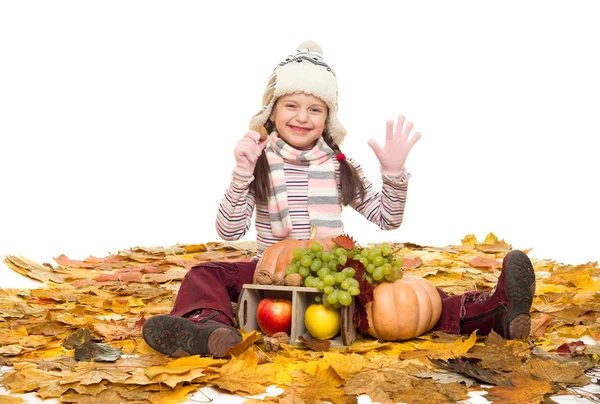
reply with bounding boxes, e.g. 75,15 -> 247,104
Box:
310,225 -> 318,240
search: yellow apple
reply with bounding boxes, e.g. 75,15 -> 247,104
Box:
304,303 -> 341,340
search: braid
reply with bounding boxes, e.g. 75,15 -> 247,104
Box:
250,121 -> 274,205
323,133 -> 365,206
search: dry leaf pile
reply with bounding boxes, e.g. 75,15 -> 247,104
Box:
1,233 -> 599,404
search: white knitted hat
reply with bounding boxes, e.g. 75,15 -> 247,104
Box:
249,40 -> 347,145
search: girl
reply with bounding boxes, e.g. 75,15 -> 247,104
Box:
142,41 -> 535,358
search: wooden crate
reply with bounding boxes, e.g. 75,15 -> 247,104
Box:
237,284 -> 356,348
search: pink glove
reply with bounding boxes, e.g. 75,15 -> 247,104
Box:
367,115 -> 421,176
234,131 -> 269,175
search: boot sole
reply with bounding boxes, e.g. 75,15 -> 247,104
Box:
504,251 -> 536,339
142,316 -> 241,358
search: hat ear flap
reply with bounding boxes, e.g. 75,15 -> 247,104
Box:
327,116 -> 347,145
262,86 -> 275,108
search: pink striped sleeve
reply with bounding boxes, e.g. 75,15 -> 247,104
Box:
215,169 -> 256,240
341,158 -> 410,230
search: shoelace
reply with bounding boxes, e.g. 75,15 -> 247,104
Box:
199,311 -> 221,324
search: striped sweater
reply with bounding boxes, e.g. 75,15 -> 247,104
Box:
216,157 -> 410,258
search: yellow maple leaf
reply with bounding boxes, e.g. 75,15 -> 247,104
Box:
476,232 -> 512,253
572,274 -> 600,293
152,368 -> 206,389
225,330 -> 260,357
0,396 -> 25,403
54,312 -> 88,326
487,376 -> 554,403
211,349 -> 275,395
59,364 -> 132,385
148,384 -> 199,404
1,363 -> 61,395
144,355 -> 227,379
526,358 -> 589,385
392,378 -> 470,404
322,352 -> 371,380
461,234 -> 478,249
344,338 -> 391,353
344,366 -> 412,404
406,331 -> 477,360
279,364 -> 350,404
556,324 -> 591,339
535,283 -> 569,294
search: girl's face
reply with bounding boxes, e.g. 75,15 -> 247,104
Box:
270,93 -> 328,150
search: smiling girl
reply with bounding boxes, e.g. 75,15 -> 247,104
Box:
142,41 -> 535,359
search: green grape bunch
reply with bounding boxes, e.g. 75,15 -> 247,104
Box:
285,238 -> 404,309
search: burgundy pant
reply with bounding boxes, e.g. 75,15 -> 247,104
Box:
171,261 -> 465,334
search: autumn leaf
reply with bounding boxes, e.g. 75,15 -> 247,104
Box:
93,270 -> 142,283
466,331 -> 531,373
57,381 -> 107,398
556,340 -> 586,356
401,256 -> 423,269
0,396 -> 25,403
211,349 -> 275,395
487,377 -> 554,403
413,369 -> 476,387
392,378 -> 470,404
467,255 -> 503,269
54,253 -> 128,268
10,312 -> 68,336
244,398 -> 279,404
344,367 -> 414,404
2,235 -> 600,404
530,313 -> 553,337
59,384 -> 198,404
280,364 -> 354,404
144,355 -> 226,379
62,328 -> 96,348
0,362 -> 62,395
401,331 -> 478,360
428,357 -> 508,386
149,368 -> 206,389
526,358 -> 590,386
59,363 -> 132,385
322,352 -> 372,380
345,258 -> 375,334
225,329 -> 260,357
74,340 -> 123,362
92,316 -> 145,341
476,232 -> 512,253
344,338 -> 391,353
461,234 -> 478,249
34,355 -> 78,371
4,255 -> 64,283
333,234 -> 356,250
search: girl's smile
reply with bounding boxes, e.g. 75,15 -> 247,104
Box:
288,125 -> 312,134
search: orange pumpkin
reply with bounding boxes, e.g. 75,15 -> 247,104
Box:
364,275 -> 442,341
253,227 -> 337,284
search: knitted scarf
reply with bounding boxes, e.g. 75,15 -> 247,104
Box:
265,132 -> 343,239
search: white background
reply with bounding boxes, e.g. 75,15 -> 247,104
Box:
1,1 -> 599,403
1,2 -> 599,278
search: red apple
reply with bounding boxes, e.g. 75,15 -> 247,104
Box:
256,298 -> 292,336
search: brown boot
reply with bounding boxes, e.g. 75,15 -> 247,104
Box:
460,250 -> 536,339
142,311 -> 242,358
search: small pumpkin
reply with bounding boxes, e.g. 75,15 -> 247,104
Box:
253,226 -> 337,284
364,275 -> 442,341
